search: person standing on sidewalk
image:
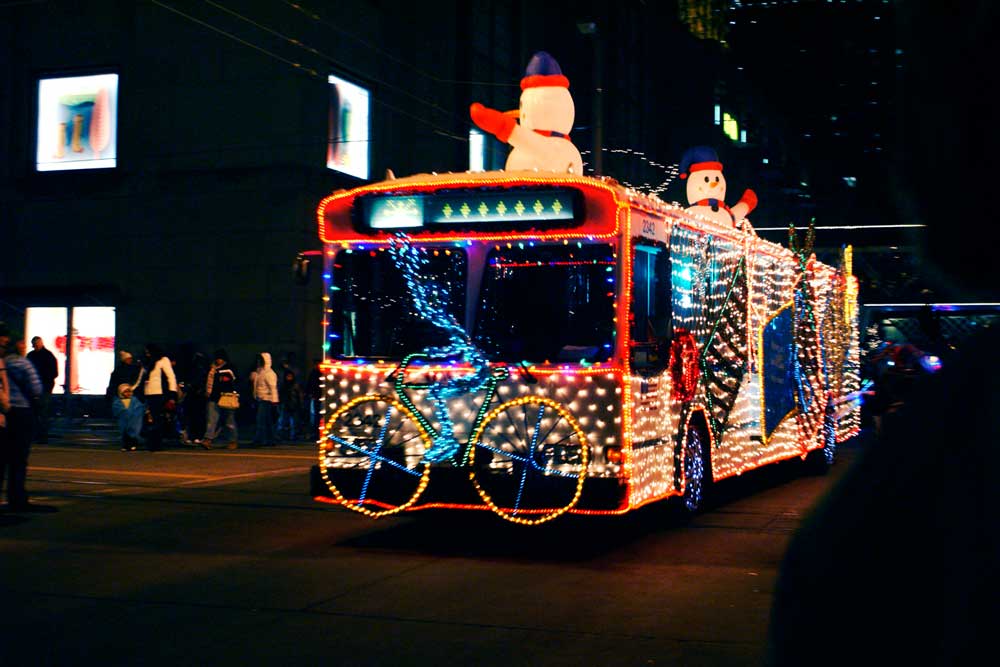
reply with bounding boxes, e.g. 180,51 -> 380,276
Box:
1,329 -> 48,512
305,359 -> 322,440
112,382 -> 146,451
26,336 -> 58,444
0,327 -> 10,491
142,343 -> 177,452
202,349 -> 238,450
250,352 -> 278,446
106,350 -> 143,404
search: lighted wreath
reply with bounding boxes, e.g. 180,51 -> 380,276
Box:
669,329 -> 701,402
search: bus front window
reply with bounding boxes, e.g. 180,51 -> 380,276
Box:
474,244 -> 615,364
330,248 -> 467,359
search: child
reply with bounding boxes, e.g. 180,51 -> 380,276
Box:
112,383 -> 146,451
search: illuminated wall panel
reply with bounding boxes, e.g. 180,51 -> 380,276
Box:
36,73 -> 118,172
24,307 -> 68,394
71,307 -> 116,396
327,74 -> 371,179
23,306 -> 115,395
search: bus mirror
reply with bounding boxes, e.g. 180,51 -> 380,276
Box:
293,253 -> 311,285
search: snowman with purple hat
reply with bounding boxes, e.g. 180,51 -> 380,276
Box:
469,51 -> 583,174
679,146 -> 758,228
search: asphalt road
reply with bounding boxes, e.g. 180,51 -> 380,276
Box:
1,422 -> 858,667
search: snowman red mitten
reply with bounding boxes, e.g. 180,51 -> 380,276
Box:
470,103 -> 516,143
738,189 -> 758,214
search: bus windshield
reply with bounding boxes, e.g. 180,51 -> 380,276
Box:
473,244 -> 615,363
330,248 -> 467,359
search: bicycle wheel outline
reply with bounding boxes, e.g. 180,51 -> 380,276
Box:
468,395 -> 589,525
319,394 -> 432,518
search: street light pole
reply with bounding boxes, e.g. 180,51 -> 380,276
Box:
578,22 -> 603,176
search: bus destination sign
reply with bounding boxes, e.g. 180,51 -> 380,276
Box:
359,188 -> 580,231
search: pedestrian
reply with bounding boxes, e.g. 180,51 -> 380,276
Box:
106,350 -> 144,405
141,343 -> 177,452
276,354 -> 301,440
182,351 -> 210,443
111,382 -> 145,451
0,327 -> 10,466
305,358 -> 323,439
250,352 -> 278,446
0,360 -> 8,431
277,369 -> 304,441
1,327 -> 52,512
202,348 -> 238,450
26,336 -> 58,444
767,326 -> 999,667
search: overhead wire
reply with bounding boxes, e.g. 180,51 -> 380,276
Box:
282,0 -> 520,89
203,0 -> 457,122
152,0 -> 476,143
146,2 -> 677,172
150,0 -> 321,79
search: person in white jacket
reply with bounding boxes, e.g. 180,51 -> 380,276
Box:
250,352 -> 278,446
142,343 -> 177,451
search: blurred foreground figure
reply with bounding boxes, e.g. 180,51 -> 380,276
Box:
767,329 -> 998,665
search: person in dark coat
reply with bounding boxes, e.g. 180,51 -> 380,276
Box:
26,336 -> 58,443
767,328 -> 998,666
201,348 -> 238,449
106,350 -> 144,404
2,330 -> 47,512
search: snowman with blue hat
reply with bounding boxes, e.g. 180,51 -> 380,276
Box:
679,146 -> 758,228
470,51 -> 583,174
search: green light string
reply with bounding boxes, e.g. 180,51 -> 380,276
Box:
699,255 -> 748,445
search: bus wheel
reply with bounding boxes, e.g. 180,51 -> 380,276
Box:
469,397 -> 588,526
804,411 -> 837,475
320,395 -> 432,518
682,426 -> 711,513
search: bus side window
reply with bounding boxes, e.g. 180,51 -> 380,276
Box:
630,242 -> 671,373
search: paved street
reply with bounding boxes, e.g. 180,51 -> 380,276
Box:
1,420 -> 860,667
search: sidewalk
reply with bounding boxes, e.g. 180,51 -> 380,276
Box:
45,417 -> 319,449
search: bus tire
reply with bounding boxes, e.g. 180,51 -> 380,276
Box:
682,425 -> 712,513
804,411 -> 837,475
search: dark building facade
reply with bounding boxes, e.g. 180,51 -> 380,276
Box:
3,1 -> 721,400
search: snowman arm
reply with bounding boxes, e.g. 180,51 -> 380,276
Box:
738,188 -> 757,213
470,103 -> 515,143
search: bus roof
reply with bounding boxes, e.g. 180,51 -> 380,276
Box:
316,170 -> 838,271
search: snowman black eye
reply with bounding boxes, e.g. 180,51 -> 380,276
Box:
715,176 -> 720,182
704,176 -> 709,183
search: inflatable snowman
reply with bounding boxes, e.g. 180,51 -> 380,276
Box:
679,146 -> 757,228
470,51 -> 583,175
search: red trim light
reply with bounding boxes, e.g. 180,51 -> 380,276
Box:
317,174 -> 626,245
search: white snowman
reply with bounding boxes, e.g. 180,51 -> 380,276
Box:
679,146 -> 757,228
470,51 -> 584,175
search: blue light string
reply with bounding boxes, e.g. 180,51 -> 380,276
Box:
358,404 -> 394,505
329,434 -> 422,477
388,235 -> 492,462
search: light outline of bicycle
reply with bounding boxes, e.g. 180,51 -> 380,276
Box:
318,353 -> 590,525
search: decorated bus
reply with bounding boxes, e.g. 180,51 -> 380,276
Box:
308,50 -> 859,525
308,170 -> 861,524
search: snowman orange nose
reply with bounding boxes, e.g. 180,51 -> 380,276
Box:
709,181 -> 718,188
